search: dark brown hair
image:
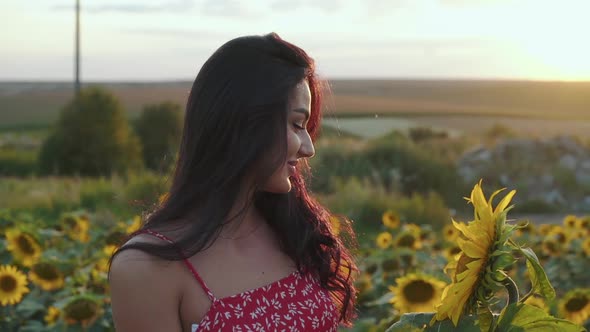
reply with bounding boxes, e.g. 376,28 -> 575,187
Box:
110,33 -> 357,325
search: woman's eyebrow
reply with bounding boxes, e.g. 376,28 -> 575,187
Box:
292,108 -> 310,120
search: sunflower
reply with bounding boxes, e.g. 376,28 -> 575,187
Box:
443,224 -> 460,242
0,265 -> 29,306
542,238 -> 562,257
376,232 -> 393,249
45,306 -> 61,326
63,295 -> 103,327
559,288 -> 590,325
537,224 -> 555,236
62,215 -> 90,243
102,244 -> 118,257
394,230 -> 422,250
563,215 -> 579,228
355,273 -> 373,295
329,216 -> 341,236
389,274 -> 446,313
5,228 -> 42,267
444,245 -> 462,262
29,262 -> 65,291
548,226 -> 569,245
382,210 -> 400,229
126,215 -> 142,234
93,258 -> 110,275
403,223 -> 422,235
578,216 -> 590,231
433,181 -> 516,326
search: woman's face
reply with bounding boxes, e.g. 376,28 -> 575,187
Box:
262,80 -> 315,193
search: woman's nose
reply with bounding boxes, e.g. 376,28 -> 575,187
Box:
298,133 -> 315,158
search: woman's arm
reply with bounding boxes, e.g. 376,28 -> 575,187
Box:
109,248 -> 183,332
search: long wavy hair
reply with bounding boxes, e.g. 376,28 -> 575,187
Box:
110,33 -> 357,325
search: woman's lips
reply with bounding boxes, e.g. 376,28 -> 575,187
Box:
287,160 -> 297,175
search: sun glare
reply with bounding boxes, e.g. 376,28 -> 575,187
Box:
513,2 -> 590,81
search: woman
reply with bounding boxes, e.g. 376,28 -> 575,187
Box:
109,33 -> 357,331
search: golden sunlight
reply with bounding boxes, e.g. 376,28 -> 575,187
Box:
513,2 -> 590,81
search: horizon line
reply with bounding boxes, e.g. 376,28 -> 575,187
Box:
1,77 -> 590,84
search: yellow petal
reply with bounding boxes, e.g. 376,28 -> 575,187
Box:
457,238 -> 486,258
494,189 -> 516,215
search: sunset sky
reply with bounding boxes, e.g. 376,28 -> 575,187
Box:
2,0 -> 589,81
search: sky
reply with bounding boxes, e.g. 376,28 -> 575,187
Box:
2,0 -> 589,81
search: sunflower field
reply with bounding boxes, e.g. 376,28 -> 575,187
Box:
0,210 -> 141,331
1,182 -> 590,331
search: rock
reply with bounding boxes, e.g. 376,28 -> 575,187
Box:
559,154 -> 578,170
544,189 -> 566,205
457,136 -> 590,212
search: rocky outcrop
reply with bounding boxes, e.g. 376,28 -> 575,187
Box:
458,136 -> 590,212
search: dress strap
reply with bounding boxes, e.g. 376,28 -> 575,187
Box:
138,229 -> 217,302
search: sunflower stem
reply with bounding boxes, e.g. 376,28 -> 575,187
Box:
503,276 -> 519,304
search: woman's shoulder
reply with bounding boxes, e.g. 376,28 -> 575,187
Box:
109,233 -> 185,331
110,232 -> 178,275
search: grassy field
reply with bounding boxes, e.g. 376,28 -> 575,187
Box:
2,80 -> 590,130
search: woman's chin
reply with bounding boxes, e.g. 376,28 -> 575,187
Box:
262,179 -> 292,194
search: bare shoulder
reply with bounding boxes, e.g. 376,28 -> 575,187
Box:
109,234 -> 183,332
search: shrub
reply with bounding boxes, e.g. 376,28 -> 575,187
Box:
319,177 -> 451,234
133,101 -> 183,172
0,149 -> 37,176
38,87 -> 143,176
363,136 -> 466,207
408,126 -> 448,142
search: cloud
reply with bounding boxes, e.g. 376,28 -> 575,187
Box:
201,0 -> 261,18
51,0 -> 195,14
440,0 -> 512,6
269,0 -> 346,13
122,27 -> 232,41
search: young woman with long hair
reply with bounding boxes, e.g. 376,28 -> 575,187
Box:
109,32 -> 357,331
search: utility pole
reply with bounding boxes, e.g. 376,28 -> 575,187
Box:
75,0 -> 80,98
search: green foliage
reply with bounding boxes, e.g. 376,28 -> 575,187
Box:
319,177 -> 451,235
408,126 -> 448,142
38,87 -> 143,176
512,199 -> 560,214
386,312 -> 483,332
394,191 -> 451,230
0,149 -> 37,176
133,101 -> 183,172
363,134 -> 467,207
123,171 -> 170,215
485,122 -> 518,140
311,131 -> 467,209
497,303 -> 585,332
79,178 -> 119,212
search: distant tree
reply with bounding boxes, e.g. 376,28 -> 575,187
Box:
134,101 -> 183,172
38,87 -> 142,176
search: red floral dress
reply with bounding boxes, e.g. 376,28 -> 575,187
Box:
140,229 -> 339,331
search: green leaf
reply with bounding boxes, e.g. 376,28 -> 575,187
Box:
497,303 -> 585,331
17,320 -> 46,332
15,297 -> 46,318
364,291 -> 394,307
478,307 -> 494,332
517,247 -> 555,301
386,312 -> 483,332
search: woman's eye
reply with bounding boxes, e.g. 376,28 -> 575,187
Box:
293,123 -> 305,130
